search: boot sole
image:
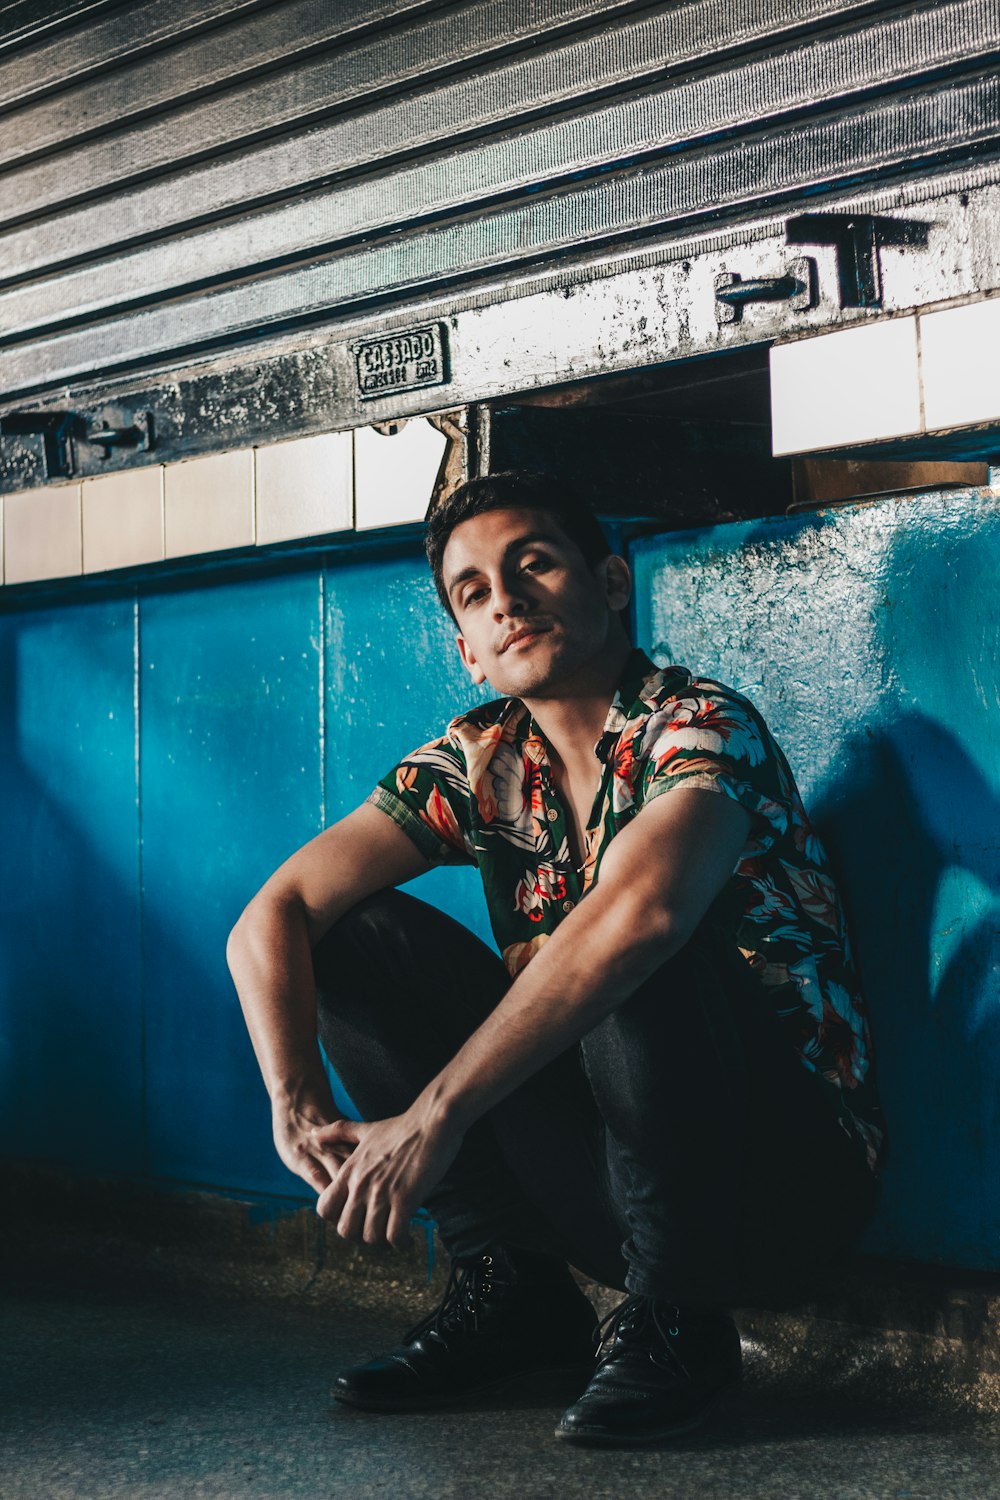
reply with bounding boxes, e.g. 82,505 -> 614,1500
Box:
332,1363 -> 594,1414
553,1379 -> 741,1447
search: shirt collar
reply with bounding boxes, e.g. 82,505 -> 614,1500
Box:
472,648 -> 674,766
593,648 -> 659,764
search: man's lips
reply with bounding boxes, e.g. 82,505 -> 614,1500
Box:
499,624 -> 552,653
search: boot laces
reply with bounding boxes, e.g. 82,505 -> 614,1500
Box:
594,1295 -> 683,1371
403,1252 -> 499,1345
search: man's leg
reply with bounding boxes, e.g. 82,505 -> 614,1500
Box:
313,887 -> 625,1277
576,918 -> 876,1306
316,892 -> 875,1430
553,917 -> 876,1443
314,889 -> 620,1410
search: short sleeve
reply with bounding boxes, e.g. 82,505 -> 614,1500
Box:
367,737 -> 476,867
638,686 -> 789,854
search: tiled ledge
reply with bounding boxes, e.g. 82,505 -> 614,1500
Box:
0,420 -> 448,587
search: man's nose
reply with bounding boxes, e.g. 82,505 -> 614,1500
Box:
492,574 -> 530,619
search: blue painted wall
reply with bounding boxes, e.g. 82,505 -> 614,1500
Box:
632,487 -> 1000,1270
0,549 -> 490,1201
0,597 -> 142,1176
2,490 -> 999,1268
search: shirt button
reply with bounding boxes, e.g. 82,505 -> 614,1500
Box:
563,899 -> 575,913
546,807 -> 558,822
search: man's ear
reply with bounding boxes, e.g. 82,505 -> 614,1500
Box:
601,554 -> 632,613
457,634 -> 487,686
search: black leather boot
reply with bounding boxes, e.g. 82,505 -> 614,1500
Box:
332,1247 -> 598,1412
555,1295 -> 742,1445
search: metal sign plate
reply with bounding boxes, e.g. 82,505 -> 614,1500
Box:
354,323 -> 449,399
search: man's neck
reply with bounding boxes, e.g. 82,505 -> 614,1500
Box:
521,639 -> 633,784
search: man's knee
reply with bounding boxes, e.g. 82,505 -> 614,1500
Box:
312,888 -> 411,987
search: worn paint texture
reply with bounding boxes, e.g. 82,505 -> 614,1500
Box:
0,551 -> 488,1201
633,487 -> 1000,1269
2,492 -> 999,1268
0,597 -> 142,1175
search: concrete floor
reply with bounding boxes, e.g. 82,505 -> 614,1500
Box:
4,1280 -> 1000,1500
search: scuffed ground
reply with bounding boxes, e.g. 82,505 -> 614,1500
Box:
4,1275 -> 1000,1500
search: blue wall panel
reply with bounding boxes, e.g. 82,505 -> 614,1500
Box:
139,571 -> 324,1196
135,552 -> 490,1198
632,488 -> 1000,1269
0,596 -> 142,1175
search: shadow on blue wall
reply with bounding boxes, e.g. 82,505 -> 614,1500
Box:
633,492 -> 1000,1268
813,718 -> 1000,1263
0,598 -> 145,1175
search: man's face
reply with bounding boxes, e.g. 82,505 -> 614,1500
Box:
442,505 -> 630,697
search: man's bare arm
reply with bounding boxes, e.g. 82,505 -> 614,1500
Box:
313,787 -> 753,1245
226,802 -> 431,1193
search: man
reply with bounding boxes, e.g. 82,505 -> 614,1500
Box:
227,470 -> 882,1446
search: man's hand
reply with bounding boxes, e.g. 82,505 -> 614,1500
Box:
311,1106 -> 465,1248
271,1093 -> 352,1195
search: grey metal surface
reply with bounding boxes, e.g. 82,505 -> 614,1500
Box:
0,0 -> 894,253
1,0 -> 999,422
0,0 -> 273,103
0,0 -> 643,173
0,0 -> 454,106
4,160 -> 1000,491
2,0 -> 995,329
0,0 -> 122,59
2,97 -> 996,399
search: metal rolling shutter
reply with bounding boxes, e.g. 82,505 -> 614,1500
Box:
1,0 -> 999,481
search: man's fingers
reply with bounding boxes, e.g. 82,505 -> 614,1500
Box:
288,1143 -> 333,1193
386,1203 -> 414,1251
316,1166 -> 350,1225
304,1161 -> 333,1192
361,1192 -> 390,1247
312,1119 -> 363,1148
336,1180 -> 368,1241
311,1139 -> 352,1176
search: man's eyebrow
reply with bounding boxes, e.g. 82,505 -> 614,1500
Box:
446,532 -> 556,598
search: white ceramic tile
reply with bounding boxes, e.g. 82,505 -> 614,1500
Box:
354,419 -> 448,530
164,449 -> 254,559
255,431 -> 352,545
770,317 -> 921,456
3,484 -> 82,584
82,466 -> 164,574
920,298 -> 1000,432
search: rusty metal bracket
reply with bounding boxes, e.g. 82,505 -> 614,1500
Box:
0,406 -> 155,479
714,258 -> 815,324
785,212 -> 929,308
0,410 -> 77,479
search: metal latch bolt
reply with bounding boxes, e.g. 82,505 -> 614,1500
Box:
714,258 -> 815,324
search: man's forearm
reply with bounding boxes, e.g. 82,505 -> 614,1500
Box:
310,879 -> 685,1238
227,893 -> 334,1111
418,879 -> 682,1135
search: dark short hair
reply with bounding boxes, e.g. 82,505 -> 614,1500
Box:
425,471 -> 611,618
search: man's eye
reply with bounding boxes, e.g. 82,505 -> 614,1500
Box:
464,586 -> 489,605
521,555 -> 551,572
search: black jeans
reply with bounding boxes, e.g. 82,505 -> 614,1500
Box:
314,889 -> 876,1307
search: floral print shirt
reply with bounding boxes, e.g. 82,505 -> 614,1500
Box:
368,649 -> 883,1170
